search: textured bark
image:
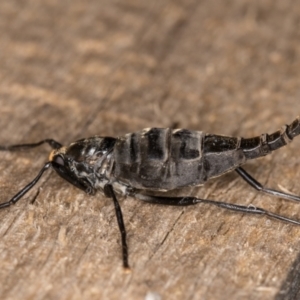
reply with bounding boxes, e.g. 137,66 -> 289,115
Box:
0,1 -> 300,299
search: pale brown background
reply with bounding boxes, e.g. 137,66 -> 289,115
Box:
0,1 -> 300,299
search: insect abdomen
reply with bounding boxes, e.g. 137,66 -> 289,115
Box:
202,135 -> 246,179
112,128 -> 205,190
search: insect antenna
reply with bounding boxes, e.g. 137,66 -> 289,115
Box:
0,162 -> 52,209
0,139 -> 62,151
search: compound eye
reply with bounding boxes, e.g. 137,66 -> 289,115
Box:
53,155 -> 65,166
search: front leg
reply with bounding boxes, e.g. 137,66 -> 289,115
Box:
104,184 -> 130,272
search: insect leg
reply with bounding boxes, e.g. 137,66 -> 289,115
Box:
103,184 -> 130,272
0,139 -> 62,151
236,167 -> 300,203
135,194 -> 300,225
135,194 -> 199,206
0,162 -> 52,209
200,199 -> 300,225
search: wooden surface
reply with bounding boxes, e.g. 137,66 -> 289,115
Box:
0,1 -> 300,299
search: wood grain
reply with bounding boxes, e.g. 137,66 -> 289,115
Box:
0,1 -> 300,299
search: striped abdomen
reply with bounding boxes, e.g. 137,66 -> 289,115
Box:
112,128 -> 245,190
112,128 -> 203,190
111,119 -> 300,191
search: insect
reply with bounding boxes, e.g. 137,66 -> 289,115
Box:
1,118 -> 300,270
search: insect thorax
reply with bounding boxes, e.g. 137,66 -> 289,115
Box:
64,136 -> 117,189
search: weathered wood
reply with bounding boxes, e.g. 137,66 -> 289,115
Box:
0,0 -> 300,299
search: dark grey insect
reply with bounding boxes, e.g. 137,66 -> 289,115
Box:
1,118 -> 300,270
